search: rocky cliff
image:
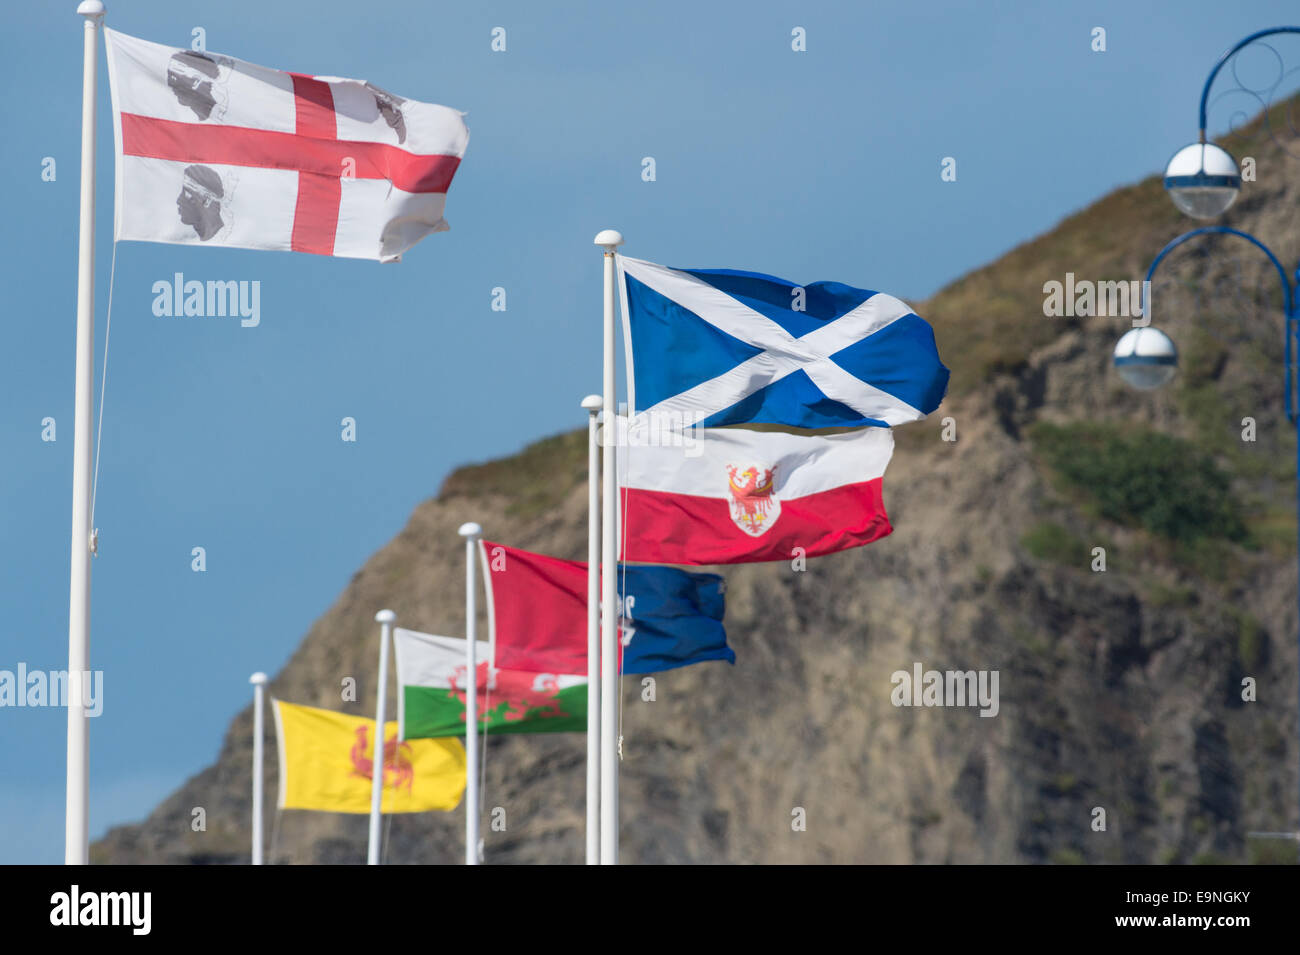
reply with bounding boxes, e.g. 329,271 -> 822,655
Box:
95,105 -> 1300,864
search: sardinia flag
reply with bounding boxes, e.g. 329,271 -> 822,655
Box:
272,700 -> 466,812
618,418 -> 894,565
103,29 -> 468,261
479,542 -> 733,675
618,256 -> 948,429
392,629 -> 587,740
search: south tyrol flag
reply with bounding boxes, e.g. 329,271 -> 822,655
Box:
618,256 -> 949,429
480,542 -> 733,675
618,417 -> 894,565
104,30 -> 468,262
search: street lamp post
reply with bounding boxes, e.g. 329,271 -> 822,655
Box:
1140,25 -> 1300,858
1118,225 -> 1300,860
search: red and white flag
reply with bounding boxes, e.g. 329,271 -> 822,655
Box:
103,30 -> 468,262
618,419 -> 894,565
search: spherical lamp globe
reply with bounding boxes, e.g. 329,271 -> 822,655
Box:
1164,142 -> 1241,219
1113,326 -> 1178,390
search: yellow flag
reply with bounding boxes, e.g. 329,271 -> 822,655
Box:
273,700 -> 466,813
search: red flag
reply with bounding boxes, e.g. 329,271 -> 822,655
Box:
480,542 -> 588,675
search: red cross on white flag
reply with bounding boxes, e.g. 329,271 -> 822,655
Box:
103,29 -> 468,262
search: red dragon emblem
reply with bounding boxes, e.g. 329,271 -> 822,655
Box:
446,662 -> 572,724
349,725 -> 414,793
726,464 -> 780,536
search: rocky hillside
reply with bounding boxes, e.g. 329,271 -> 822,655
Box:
95,105 -> 1300,864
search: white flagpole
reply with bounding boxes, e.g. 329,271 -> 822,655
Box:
65,0 -> 105,867
594,229 -> 623,864
249,672 -> 267,865
367,609 -> 396,865
581,394 -> 603,865
458,522 -> 483,865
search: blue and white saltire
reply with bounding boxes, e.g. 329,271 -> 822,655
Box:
617,256 -> 949,430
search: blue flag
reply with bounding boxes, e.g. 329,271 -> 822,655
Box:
619,255 -> 949,430
620,565 -> 732,675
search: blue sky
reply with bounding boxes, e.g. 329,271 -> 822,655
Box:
3,0 -> 1300,863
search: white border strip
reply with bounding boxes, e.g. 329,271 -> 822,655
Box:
270,696 -> 286,810
392,629 -> 408,741
478,539 -> 497,668
616,252 -> 636,418
102,28 -> 126,242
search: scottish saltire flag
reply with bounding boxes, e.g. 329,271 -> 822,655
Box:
480,542 -> 733,675
618,256 -> 949,429
618,417 -> 894,564
104,30 -> 468,262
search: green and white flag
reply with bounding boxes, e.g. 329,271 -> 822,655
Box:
393,628 -> 587,739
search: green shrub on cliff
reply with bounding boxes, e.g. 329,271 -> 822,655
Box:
1031,422 -> 1246,544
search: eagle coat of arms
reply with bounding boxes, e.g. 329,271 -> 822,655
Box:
726,464 -> 780,536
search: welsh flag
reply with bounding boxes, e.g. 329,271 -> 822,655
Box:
392,629 -> 586,740
103,29 -> 468,262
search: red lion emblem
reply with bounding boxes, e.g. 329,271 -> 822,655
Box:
726,464 -> 779,536
446,663 -> 571,724
349,725 -> 414,793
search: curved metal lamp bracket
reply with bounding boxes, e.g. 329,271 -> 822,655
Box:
1145,226 -> 1299,425
1197,26 -> 1300,148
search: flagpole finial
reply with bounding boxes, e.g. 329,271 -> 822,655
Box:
581,394 -> 603,411
77,0 -> 105,18
249,672 -> 268,686
374,609 -> 396,625
458,522 -> 482,539
593,230 -> 623,250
